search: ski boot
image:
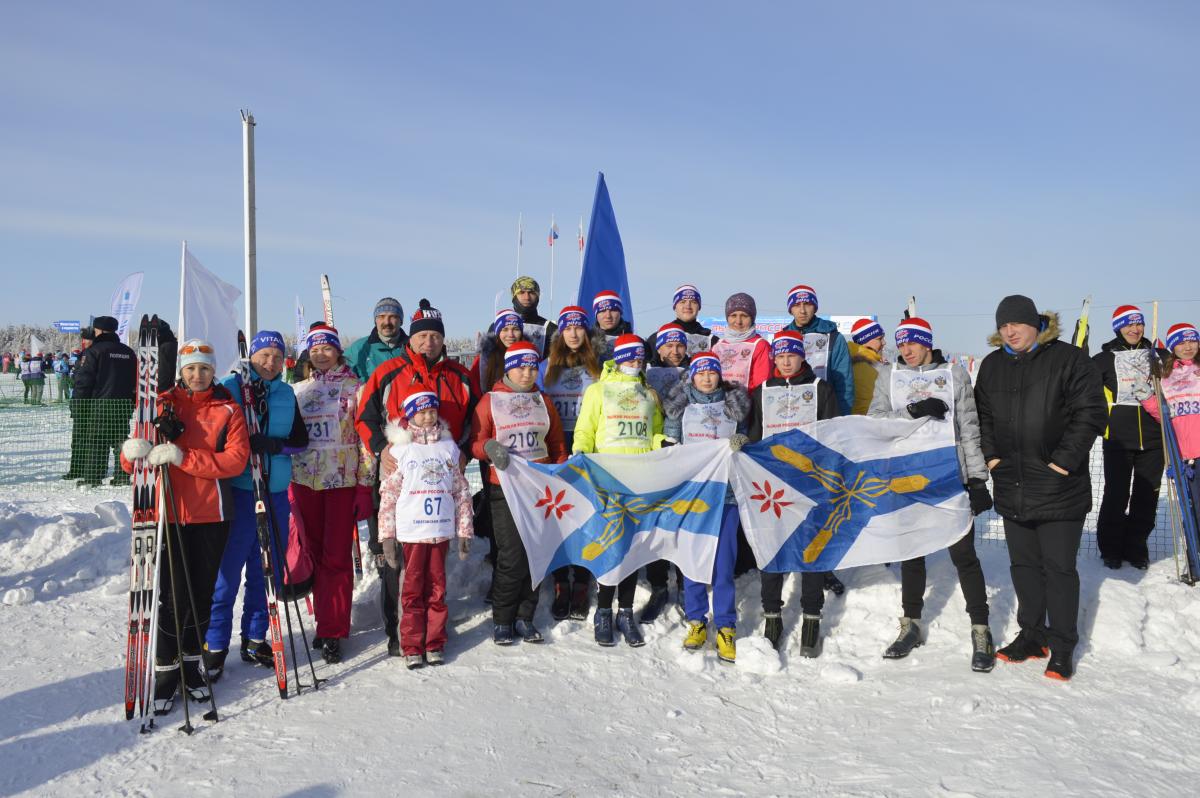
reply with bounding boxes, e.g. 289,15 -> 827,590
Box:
426,650 -> 445,666
202,643 -> 227,683
616,608 -> 645,647
763,612 -> 783,650
824,572 -> 845,596
153,661 -> 179,716
637,586 -> 669,625
594,608 -> 617,647
799,614 -> 822,658
715,627 -> 736,664
182,655 -> 210,703
515,618 -> 544,643
882,617 -> 923,659
321,638 -> 342,664
551,582 -> 571,621
311,637 -> 327,651
1044,650 -> 1074,681
995,630 -> 1049,664
492,624 -> 515,646
405,654 -> 425,670
569,581 -> 591,620
241,635 -> 273,667
683,620 -> 708,651
971,625 -> 995,673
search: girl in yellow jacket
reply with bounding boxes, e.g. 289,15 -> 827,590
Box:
571,334 -> 665,647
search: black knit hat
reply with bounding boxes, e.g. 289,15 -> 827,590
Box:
93,315 -> 118,332
410,299 -> 445,336
994,295 -> 1040,330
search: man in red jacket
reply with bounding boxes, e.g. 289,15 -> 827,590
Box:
356,298 -> 475,650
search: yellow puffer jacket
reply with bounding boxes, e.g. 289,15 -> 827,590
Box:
850,341 -> 885,415
572,360 -> 665,454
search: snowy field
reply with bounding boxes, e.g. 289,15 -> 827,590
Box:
2,413 -> 1200,795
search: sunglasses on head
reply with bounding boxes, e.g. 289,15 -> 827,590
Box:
179,343 -> 214,355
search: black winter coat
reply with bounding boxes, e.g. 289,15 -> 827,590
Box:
974,314 -> 1106,522
1091,335 -> 1166,452
72,332 -> 136,400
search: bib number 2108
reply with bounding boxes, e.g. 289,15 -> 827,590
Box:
618,420 -> 647,438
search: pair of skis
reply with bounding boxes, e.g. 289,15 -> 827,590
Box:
1151,356 -> 1200,584
235,331 -> 325,700
320,274 -> 365,581
124,315 -> 162,727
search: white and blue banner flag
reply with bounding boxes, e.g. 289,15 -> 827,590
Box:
497,441 -> 731,587
731,417 -> 971,572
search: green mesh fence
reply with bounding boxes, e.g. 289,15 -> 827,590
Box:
0,399 -> 133,486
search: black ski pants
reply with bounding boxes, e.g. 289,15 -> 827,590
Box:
490,495 -> 539,625
1096,441 -> 1163,563
900,525 -> 988,625
597,574 -> 637,610
760,571 -> 825,616
1004,518 -> 1082,654
157,521 -> 229,663
367,477 -> 403,640
645,559 -> 683,592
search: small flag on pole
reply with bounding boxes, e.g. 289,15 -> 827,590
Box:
548,222 -> 559,247
578,218 -> 584,252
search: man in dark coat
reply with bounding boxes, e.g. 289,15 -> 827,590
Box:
974,295 -> 1106,681
73,315 -> 136,485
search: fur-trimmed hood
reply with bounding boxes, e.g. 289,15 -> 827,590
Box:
987,310 -> 1061,349
385,418 -> 451,447
662,371 -> 752,422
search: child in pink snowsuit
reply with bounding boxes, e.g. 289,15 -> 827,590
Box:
378,386 -> 473,668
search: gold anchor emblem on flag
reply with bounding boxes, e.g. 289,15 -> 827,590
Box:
770,444 -> 930,563
567,464 -> 711,561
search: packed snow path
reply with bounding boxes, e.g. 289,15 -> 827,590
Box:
1,483 -> 1198,796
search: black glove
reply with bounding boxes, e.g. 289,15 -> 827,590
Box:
966,478 -> 993,516
483,439 -> 510,471
660,439 -> 677,448
908,398 -> 949,420
152,412 -> 185,442
249,433 -> 284,455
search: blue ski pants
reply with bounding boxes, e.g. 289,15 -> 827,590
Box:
683,504 -> 740,629
206,487 -> 289,650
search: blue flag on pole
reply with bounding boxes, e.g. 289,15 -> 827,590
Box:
577,172 -> 634,331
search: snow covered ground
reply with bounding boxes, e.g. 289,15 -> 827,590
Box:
2,471 -> 1200,797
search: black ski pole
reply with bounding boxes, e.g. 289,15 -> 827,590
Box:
161,464 -> 220,723
265,493 -> 325,689
160,474 -> 194,735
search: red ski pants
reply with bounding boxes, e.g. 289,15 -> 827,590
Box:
400,540 -> 449,656
290,483 -> 355,639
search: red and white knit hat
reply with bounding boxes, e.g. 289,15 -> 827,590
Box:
612,333 -> 645,365
895,317 -> 933,349
1111,305 -> 1145,333
593,290 -> 623,314
851,317 -> 884,345
1166,323 -> 1199,352
786,284 -> 818,311
503,341 -> 540,372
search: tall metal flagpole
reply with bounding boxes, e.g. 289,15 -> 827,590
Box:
178,240 -> 187,343
549,214 -> 556,309
578,215 -> 585,273
241,110 -> 257,335
516,212 -> 523,276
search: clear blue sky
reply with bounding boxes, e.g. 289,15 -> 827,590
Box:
2,1 -> 1198,354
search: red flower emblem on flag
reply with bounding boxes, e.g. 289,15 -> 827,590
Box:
750,480 -> 792,519
534,485 -> 574,520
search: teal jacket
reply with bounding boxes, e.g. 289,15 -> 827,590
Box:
344,328 -> 408,382
784,315 -> 854,416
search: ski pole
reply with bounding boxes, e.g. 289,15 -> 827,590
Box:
265,494 -> 325,690
161,465 -> 220,724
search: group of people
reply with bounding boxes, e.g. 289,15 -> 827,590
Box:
10,348 -> 79,404
102,276 -> 1200,715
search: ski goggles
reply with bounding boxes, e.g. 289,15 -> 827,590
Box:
179,343 -> 214,355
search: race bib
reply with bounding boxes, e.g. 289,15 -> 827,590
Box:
1162,366 -> 1200,419
295,381 -> 344,449
681,402 -> 737,443
645,366 -> 682,399
760,382 -> 819,437
543,366 -> 594,433
890,368 -> 955,424
601,382 -> 654,450
393,440 -> 460,541
685,332 -> 712,356
803,333 -> 830,380
490,391 -> 550,460
522,322 -> 548,356
712,339 -> 756,388
1114,349 -> 1153,405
